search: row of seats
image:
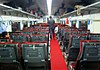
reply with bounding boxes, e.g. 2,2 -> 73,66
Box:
22,31 -> 49,35
1,23 -> 100,70
70,40 -> 100,70
10,34 -> 48,43
0,23 -> 50,70
67,34 -> 88,61
58,25 -> 90,51
0,34 -> 48,43
0,42 -> 47,70
58,24 -> 100,70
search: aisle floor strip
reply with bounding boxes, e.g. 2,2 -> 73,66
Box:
50,34 -> 68,70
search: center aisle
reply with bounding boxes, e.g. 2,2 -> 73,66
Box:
50,34 -> 68,70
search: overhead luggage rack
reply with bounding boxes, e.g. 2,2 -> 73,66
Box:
60,1 -> 100,18
0,4 -> 39,18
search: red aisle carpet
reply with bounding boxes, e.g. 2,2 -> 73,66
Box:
50,35 -> 68,70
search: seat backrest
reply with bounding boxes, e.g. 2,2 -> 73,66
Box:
30,34 -> 48,42
89,34 -> 100,40
64,29 -> 79,40
37,30 -> 49,34
0,42 -> 19,63
22,32 -> 34,35
79,40 -> 100,61
67,34 -> 87,61
0,38 -> 10,42
21,42 -> 47,63
12,34 -> 30,42
74,40 -> 100,70
78,30 -> 90,34
71,31 -> 78,35
64,30 -> 71,40
69,34 -> 88,49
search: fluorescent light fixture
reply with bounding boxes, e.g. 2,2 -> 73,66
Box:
47,0 -> 52,15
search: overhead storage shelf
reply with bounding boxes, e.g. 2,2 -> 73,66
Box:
0,4 -> 40,19
60,1 -> 100,18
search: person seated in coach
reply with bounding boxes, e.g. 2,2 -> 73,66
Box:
2,31 -> 10,38
1,31 -> 13,42
47,16 -> 55,39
